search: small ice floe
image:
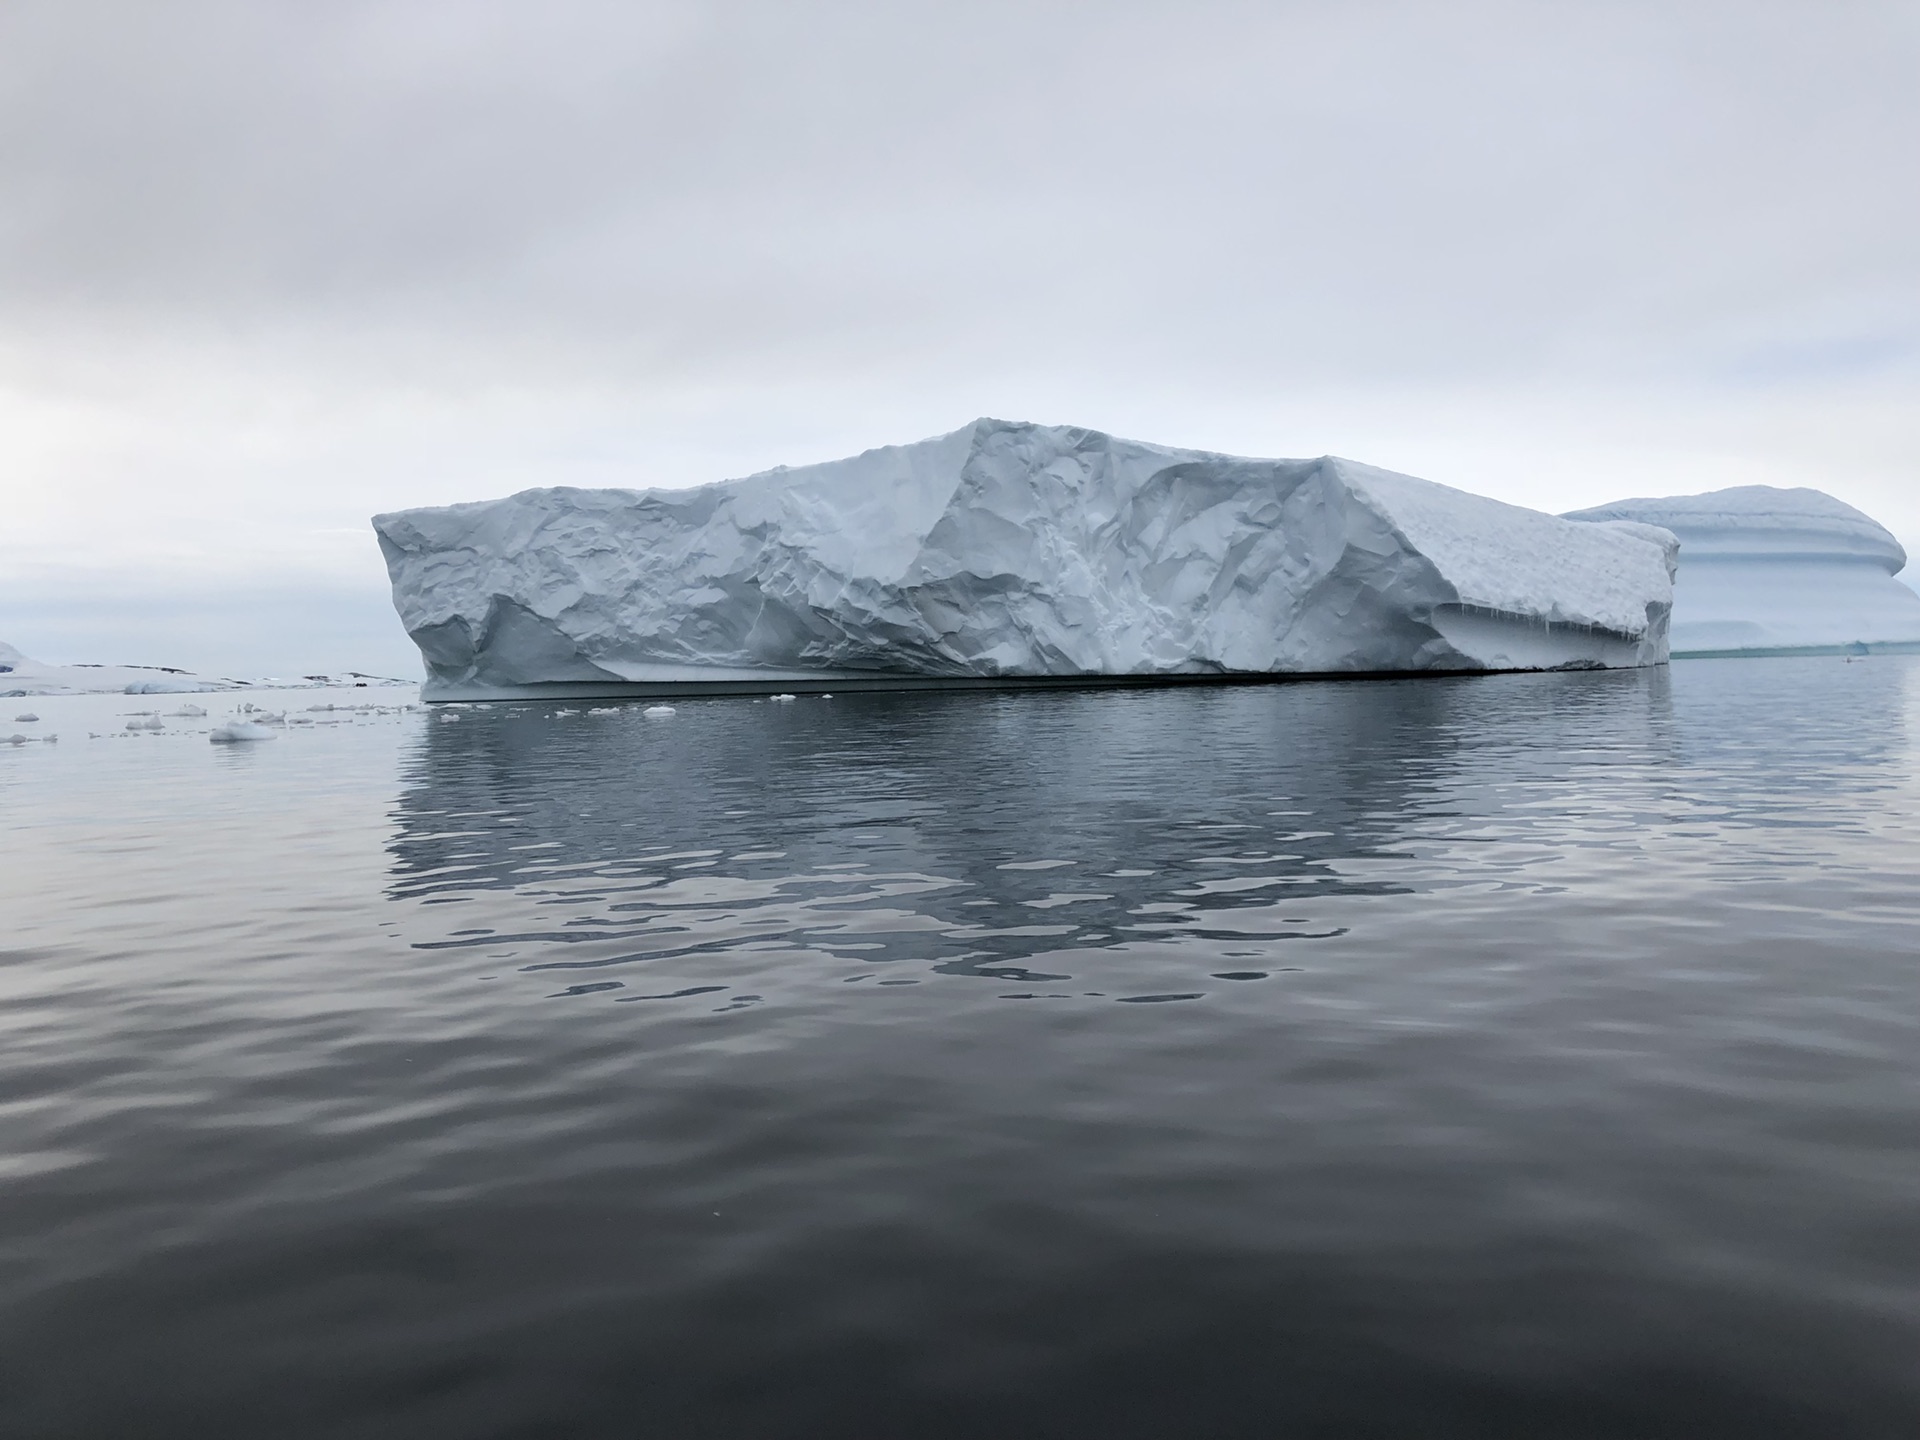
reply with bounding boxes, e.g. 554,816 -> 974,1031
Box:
438,713 -> 461,723
770,693 -> 797,702
125,716 -> 165,732
14,712 -> 38,722
588,706 -> 620,715
209,721 -> 276,743
643,704 -> 676,717
553,707 -> 579,717
819,694 -> 832,700
5,734 -> 25,746
169,704 -> 207,718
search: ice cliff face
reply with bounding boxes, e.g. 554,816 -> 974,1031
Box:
1564,486 -> 1920,655
375,419 -> 1678,699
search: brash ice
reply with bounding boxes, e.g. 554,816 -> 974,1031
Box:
374,419 -> 1679,699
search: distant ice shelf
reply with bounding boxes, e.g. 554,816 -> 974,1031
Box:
0,642 -> 240,697
1564,486 -> 1920,657
0,641 -> 413,697
374,418 -> 1679,700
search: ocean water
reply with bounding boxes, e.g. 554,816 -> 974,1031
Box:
3,659 -> 1918,1438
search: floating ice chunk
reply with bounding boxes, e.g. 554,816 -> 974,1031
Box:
373,418 -> 1678,699
209,721 -> 276,743
588,706 -> 620,715
5,734 -> 24,745
438,713 -> 461,723
643,704 -> 676,716
553,707 -> 579,716
14,713 -> 37,722
770,693 -> 797,702
169,704 -> 207,718
125,716 -> 164,732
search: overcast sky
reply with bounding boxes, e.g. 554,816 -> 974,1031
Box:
3,0 -> 1917,673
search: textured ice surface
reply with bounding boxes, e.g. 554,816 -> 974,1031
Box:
375,419 -> 1678,699
1565,487 -> 1920,655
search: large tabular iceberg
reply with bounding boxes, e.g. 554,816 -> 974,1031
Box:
1564,486 -> 1920,656
375,419 -> 1678,700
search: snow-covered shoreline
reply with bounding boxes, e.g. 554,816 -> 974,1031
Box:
0,640 -> 411,698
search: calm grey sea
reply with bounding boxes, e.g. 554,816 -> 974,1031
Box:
3,658 -> 1918,1438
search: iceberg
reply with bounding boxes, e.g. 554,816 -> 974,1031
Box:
374,419 -> 1679,700
1563,487 -> 1920,656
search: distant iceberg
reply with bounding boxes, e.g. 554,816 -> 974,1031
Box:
1564,487 -> 1920,656
375,418 -> 1679,700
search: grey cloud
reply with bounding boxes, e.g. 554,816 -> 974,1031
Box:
5,0 -> 1916,386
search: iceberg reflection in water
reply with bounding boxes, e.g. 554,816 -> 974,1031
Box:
2,660 -> 1919,1437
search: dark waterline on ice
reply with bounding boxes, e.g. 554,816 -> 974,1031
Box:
3,659 -> 1918,1437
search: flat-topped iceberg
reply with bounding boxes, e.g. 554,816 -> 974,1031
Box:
1564,486 -> 1920,656
375,419 -> 1678,700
